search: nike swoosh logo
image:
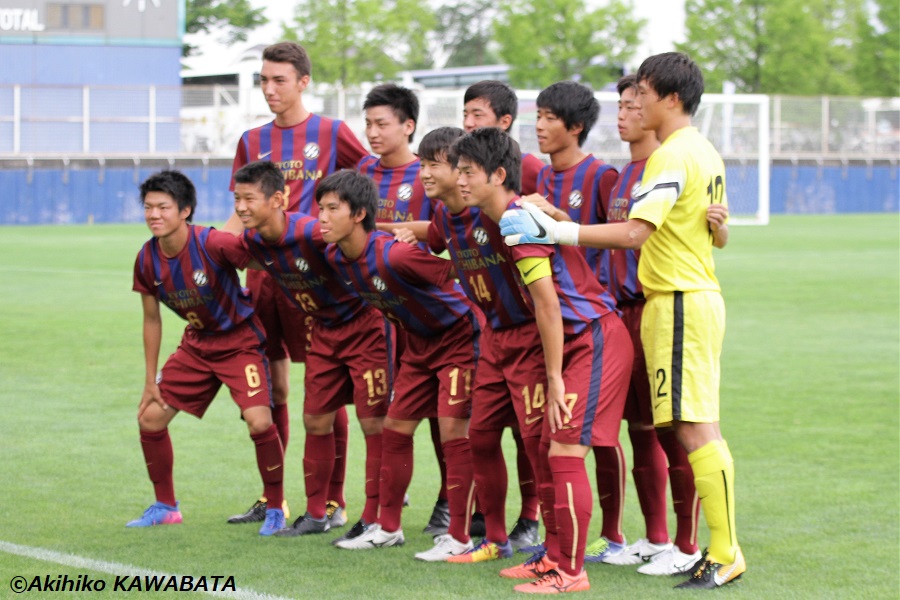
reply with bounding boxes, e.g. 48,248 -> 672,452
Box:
367,399 -> 383,407
527,211 -> 547,239
248,389 -> 264,397
447,398 -> 468,406
258,150 -> 273,160
154,280 -> 163,286
343,280 -> 353,286
447,484 -> 460,490
266,464 -> 281,472
264,259 -> 275,266
523,263 -> 542,278
525,415 -> 542,425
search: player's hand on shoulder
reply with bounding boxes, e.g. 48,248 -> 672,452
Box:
501,200 -> 580,246
392,227 -> 418,245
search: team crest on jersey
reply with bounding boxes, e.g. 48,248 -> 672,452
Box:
568,190 -> 584,209
303,143 -> 320,160
473,227 -> 490,246
295,258 -> 310,272
397,184 -> 413,202
371,276 -> 387,292
192,270 -> 208,286
631,182 -> 642,199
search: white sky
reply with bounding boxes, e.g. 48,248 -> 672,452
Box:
185,0 -> 685,73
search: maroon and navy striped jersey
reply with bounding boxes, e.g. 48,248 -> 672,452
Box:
325,231 -> 477,338
521,152 -> 545,196
241,213 -> 368,328
231,114 -> 367,215
536,155 -> 618,281
502,199 -> 617,336
428,204 -> 534,330
600,159 -> 647,303
133,225 -> 254,333
357,155 -> 435,224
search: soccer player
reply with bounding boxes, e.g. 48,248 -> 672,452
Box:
226,41 -> 368,526
463,80 -> 545,196
461,80 -> 543,545
129,170 -> 285,537
453,127 -> 633,593
500,52 -> 744,590
404,126 -> 545,563
357,84 -> 448,533
231,161 -> 393,539
593,74 -> 702,573
320,170 -> 481,562
527,80 -> 628,563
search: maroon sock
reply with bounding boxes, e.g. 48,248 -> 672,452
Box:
303,432 -> 334,519
469,428 -> 507,543
362,433 -> 383,523
251,424 -> 284,510
443,437 -> 475,543
629,428 -> 670,544
536,440 -> 560,562
140,428 -> 175,506
550,455 -> 592,576
514,429 -> 540,521
593,443 -> 625,544
658,430 -> 699,553
429,417 -> 448,501
378,428 -> 414,532
326,406 -> 349,508
271,403 -> 290,452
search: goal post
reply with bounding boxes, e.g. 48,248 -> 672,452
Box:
416,88 -> 771,225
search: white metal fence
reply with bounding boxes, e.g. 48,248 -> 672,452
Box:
0,83 -> 898,224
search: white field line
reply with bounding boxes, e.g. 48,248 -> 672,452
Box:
0,541 -> 294,600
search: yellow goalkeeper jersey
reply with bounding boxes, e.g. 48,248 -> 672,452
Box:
628,126 -> 727,295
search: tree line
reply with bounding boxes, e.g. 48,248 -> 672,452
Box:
186,0 -> 899,97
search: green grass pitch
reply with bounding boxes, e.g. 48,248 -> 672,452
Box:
0,214 -> 897,599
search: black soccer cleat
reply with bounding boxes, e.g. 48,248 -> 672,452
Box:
227,498 -> 267,524
675,548 -> 745,589
508,517 -> 541,551
422,499 -> 450,536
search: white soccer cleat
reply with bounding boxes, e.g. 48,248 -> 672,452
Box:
414,533 -> 473,562
602,538 -> 673,565
333,523 -> 405,550
637,546 -> 702,576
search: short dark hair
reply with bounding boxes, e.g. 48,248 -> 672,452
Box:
616,73 -> 639,96
536,80 -> 599,146
233,161 -> 285,200
263,41 -> 312,79
418,126 -> 466,163
637,52 -> 704,116
449,127 -> 521,195
139,170 -> 196,223
463,80 -> 518,130
363,83 -> 419,143
315,169 -> 377,232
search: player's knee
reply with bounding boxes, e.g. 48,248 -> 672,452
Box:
358,417 -> 384,436
303,412 -> 334,435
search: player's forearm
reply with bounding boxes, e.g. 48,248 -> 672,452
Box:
376,220 -> 429,242
142,318 -> 162,385
712,224 -> 729,248
529,283 -> 564,384
577,220 -> 653,250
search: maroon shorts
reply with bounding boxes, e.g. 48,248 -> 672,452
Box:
389,312 -> 483,421
158,317 -> 272,418
545,313 -> 632,447
472,322 -> 546,438
246,269 -> 312,363
618,302 -> 653,426
303,307 -> 394,420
